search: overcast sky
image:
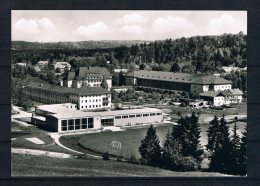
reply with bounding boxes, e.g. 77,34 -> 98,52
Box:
12,11 -> 247,42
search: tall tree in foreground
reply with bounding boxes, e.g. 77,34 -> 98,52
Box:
228,120 -> 241,175
207,115 -> 233,174
238,129 -> 247,175
139,125 -> 161,166
161,113 -> 203,171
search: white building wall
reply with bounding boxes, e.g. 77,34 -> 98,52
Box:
113,113 -> 163,127
213,96 -> 225,106
214,84 -> 232,91
78,94 -> 111,110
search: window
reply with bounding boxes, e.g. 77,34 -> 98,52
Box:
61,120 -> 67,131
85,100 -> 87,103
156,113 -> 162,115
81,118 -> 88,129
115,116 -> 121,119
75,119 -> 80,130
129,115 -> 135,118
101,118 -> 114,127
143,114 -> 149,117
68,119 -> 74,130
88,118 -> 94,128
150,113 -> 156,116
85,105 -> 87,108
122,115 -> 128,119
136,114 -> 141,117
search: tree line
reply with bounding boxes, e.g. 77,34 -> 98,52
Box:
139,113 -> 246,175
12,33 -> 246,75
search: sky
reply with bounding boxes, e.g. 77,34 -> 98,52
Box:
12,11 -> 247,42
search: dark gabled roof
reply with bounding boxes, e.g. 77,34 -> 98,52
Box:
26,82 -> 110,96
199,91 -> 225,97
78,67 -> 110,79
67,72 -> 75,80
221,89 -> 243,96
126,70 -> 232,85
22,77 -> 46,85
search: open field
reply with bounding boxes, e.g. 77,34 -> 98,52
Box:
11,153 -> 229,177
77,122 -> 246,160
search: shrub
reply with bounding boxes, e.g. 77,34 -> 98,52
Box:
102,152 -> 110,160
128,154 -> 139,164
176,156 -> 199,171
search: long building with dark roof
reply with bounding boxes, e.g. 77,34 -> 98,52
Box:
62,67 -> 112,90
24,82 -> 111,110
126,70 -> 232,94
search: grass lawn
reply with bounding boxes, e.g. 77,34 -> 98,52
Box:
78,122 -> 246,160
11,153 -> 228,177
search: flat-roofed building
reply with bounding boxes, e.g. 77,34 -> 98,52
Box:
24,82 -> 111,110
32,104 -> 163,133
54,62 -> 71,72
63,67 -> 112,90
126,70 -> 232,94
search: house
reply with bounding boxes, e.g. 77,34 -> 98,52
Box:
24,82 -> 111,110
37,61 -> 49,66
199,91 -> 225,106
34,65 -> 41,72
114,69 -> 129,73
31,104 -> 163,133
221,89 -> 243,105
63,67 -> 112,90
126,70 -> 232,94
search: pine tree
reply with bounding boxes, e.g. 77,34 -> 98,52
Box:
139,125 -> 161,166
229,121 -> 241,175
187,112 -> 204,162
238,129 -> 247,175
206,115 -> 220,152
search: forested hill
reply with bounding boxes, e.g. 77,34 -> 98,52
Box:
11,33 -> 246,74
11,40 -> 149,50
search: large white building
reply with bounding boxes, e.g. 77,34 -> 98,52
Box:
31,104 -> 164,133
24,82 -> 111,110
54,62 -> 71,72
62,67 -> 112,90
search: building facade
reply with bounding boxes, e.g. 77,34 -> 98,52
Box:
24,82 -> 111,110
126,70 -> 232,94
32,104 -> 163,133
54,62 -> 71,72
63,67 -> 112,90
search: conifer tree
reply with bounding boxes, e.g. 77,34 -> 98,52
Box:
228,121 -> 241,175
238,129 -> 247,175
139,125 -> 161,166
187,112 -> 204,162
206,115 -> 220,152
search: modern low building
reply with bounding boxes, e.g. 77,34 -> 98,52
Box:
62,67 -> 112,90
24,82 -> 111,110
126,70 -> 232,94
32,104 -> 164,133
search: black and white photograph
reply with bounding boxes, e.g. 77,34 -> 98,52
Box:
11,10 -> 247,177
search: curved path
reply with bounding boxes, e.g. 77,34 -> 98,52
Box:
49,133 -> 103,159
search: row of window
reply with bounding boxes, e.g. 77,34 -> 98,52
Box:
61,118 -> 94,131
81,104 -> 102,109
81,99 -> 102,103
115,112 -> 162,119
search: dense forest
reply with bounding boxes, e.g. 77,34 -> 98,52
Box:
11,32 -> 247,75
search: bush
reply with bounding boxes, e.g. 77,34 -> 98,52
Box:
176,156 -> 199,171
102,152 -> 110,160
127,154 -> 139,164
